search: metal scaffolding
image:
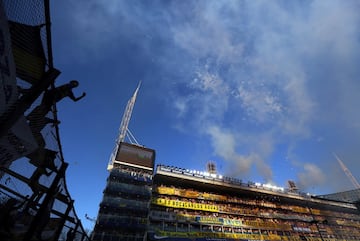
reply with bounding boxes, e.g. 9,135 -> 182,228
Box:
0,1 -> 90,240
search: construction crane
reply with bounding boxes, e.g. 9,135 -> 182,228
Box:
107,82 -> 141,170
333,153 -> 360,189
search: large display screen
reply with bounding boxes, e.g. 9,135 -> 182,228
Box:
115,142 -> 155,168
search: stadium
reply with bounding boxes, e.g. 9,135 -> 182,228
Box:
1,1 -> 360,240
91,142 -> 360,241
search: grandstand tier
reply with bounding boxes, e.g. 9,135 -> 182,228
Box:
91,144 -> 360,241
148,165 -> 360,241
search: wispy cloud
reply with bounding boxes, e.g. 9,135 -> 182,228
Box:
166,0 -> 360,190
58,0 -> 360,192
297,163 -> 326,190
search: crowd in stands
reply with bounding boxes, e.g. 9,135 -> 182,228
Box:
110,165 -> 153,184
155,185 -> 359,221
92,231 -> 144,241
149,184 -> 360,240
95,164 -> 360,240
105,181 -> 151,199
96,213 -> 147,230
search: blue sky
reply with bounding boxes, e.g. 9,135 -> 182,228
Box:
49,0 -> 360,230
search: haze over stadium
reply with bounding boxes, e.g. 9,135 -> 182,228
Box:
48,0 -> 360,230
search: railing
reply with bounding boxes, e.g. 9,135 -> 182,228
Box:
156,164 -> 357,210
105,181 -> 151,198
109,168 -> 153,184
0,1 -> 89,240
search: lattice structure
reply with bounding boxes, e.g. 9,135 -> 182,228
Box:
334,153 -> 360,190
0,1 -> 89,240
107,82 -> 141,170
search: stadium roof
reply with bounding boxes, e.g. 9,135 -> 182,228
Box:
317,188 -> 360,203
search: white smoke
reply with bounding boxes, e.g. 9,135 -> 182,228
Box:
59,0 -> 360,192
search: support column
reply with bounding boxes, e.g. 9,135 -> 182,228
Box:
23,161 -> 68,241
52,198 -> 74,241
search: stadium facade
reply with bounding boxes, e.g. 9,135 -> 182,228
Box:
91,142 -> 360,241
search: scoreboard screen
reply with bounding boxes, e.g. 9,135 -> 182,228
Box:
115,142 -> 155,168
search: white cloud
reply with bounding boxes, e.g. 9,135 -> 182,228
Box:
58,0 -> 360,191
235,84 -> 283,123
171,2 -> 245,63
206,125 -> 274,182
167,0 -> 360,187
174,98 -> 188,118
297,163 -> 326,190
206,125 -> 252,175
173,67 -> 230,127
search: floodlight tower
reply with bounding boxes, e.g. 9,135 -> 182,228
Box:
333,153 -> 360,189
107,82 -> 141,170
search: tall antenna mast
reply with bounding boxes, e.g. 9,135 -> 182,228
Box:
107,82 -> 141,170
333,153 -> 360,189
